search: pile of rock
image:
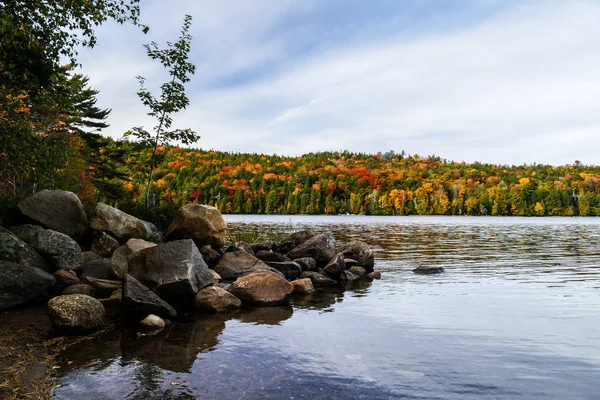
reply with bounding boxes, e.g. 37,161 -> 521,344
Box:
0,190 -> 381,334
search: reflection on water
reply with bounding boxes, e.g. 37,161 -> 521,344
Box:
53,216 -> 600,400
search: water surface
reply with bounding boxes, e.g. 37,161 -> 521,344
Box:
52,216 -> 600,399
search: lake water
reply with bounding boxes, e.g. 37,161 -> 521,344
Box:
52,216 -> 600,400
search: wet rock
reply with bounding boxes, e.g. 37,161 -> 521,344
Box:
339,241 -> 375,272
89,203 -> 160,242
11,224 -> 81,270
299,271 -> 338,286
80,258 -> 112,279
109,238 -> 156,279
166,204 -> 227,248
122,274 -> 177,319
199,245 -> 221,267
413,266 -> 444,274
344,258 -> 359,268
287,232 -> 336,267
47,294 -> 105,332
291,278 -> 315,294
140,314 -> 165,330
250,242 -> 275,253
128,239 -> 212,299
91,231 -> 119,257
348,266 -> 367,276
235,241 -> 254,255
0,226 -> 50,272
229,270 -> 293,306
255,250 -> 290,263
324,253 -> 346,276
209,269 -> 221,283
194,286 -> 241,312
54,269 -> 80,291
340,270 -> 359,282
0,260 -> 55,311
213,250 -> 270,280
293,257 -> 317,271
62,284 -> 95,296
82,277 -> 121,298
366,271 -> 382,279
17,189 -> 88,241
264,260 -> 302,280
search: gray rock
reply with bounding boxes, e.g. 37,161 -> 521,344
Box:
293,257 -> 317,271
213,250 -> 271,280
140,314 -> 165,330
324,253 -> 346,276
340,270 -> 359,281
62,284 -> 95,296
299,271 -> 338,286
287,230 -> 318,247
249,242 -> 275,253
82,276 -> 121,298
198,245 -> 221,267
255,250 -> 290,263
413,266 -> 444,274
339,241 -> 375,272
166,204 -> 227,248
264,261 -> 302,280
0,260 -> 55,311
194,286 -> 241,312
47,294 -> 105,331
0,226 -> 50,272
11,224 -> 81,270
17,189 -> 88,241
122,274 -> 177,319
80,251 -> 102,264
89,203 -> 159,242
128,239 -> 212,299
366,271 -> 382,280
91,231 -> 120,257
216,282 -> 231,291
80,258 -> 112,279
109,238 -> 157,279
287,232 -> 336,267
229,270 -> 293,306
235,241 -> 254,255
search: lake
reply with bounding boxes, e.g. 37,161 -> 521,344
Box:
52,216 -> 600,399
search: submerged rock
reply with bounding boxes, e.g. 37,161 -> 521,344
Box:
366,271 -> 382,279
11,224 -> 81,270
194,286 -> 241,312
47,294 -> 105,332
166,204 -> 227,248
122,274 -> 177,319
229,270 -> 293,306
287,232 -> 336,267
0,260 -> 55,311
413,266 -> 444,274
17,189 -> 88,241
0,226 -> 50,272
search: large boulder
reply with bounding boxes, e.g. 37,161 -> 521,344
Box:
0,260 -> 55,311
128,239 -> 212,299
287,232 -> 336,267
229,270 -> 293,306
122,274 -> 177,319
0,226 -> 50,272
264,261 -> 302,280
17,189 -> 88,241
91,231 -> 120,257
11,224 -> 81,270
339,241 -> 375,272
213,250 -> 270,280
194,286 -> 241,312
47,294 -> 105,332
166,204 -> 227,248
89,203 -> 160,242
109,238 -> 157,279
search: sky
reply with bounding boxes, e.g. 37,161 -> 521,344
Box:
78,0 -> 600,166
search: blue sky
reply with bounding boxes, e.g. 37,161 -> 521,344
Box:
78,0 -> 600,165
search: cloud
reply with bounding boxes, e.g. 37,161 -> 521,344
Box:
78,0 -> 600,165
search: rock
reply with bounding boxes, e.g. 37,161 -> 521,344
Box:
80,251 -> 102,264
91,231 -> 119,257
54,269 -> 80,291
216,282 -> 231,291
209,269 -> 222,283
340,270 -> 359,281
0,226 -> 50,272
413,266 -> 444,274
213,250 -> 270,280
140,314 -> 165,330
109,238 -> 157,279
47,294 -> 105,332
128,239 -> 213,299
264,261 -> 302,280
0,260 -> 55,311
122,274 -> 177,319
339,241 -> 375,272
299,271 -> 338,286
82,277 -> 121,298
287,232 -> 336,267
62,284 -> 95,296
235,241 -> 254,255
288,230 -> 318,246
344,259 -> 359,268
89,203 -> 159,242
255,250 -> 290,263
80,258 -> 112,279
250,242 -> 275,253
198,245 -> 221,267
293,257 -> 317,271
348,266 -> 367,276
229,270 -> 293,306
291,278 -> 315,294
273,240 -> 295,255
366,271 -> 382,279
194,286 -> 241,312
99,296 -> 121,319
324,253 -> 346,276
11,224 -> 81,270
17,189 -> 88,241
165,204 -> 227,248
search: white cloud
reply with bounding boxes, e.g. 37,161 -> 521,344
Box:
78,0 -> 600,165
